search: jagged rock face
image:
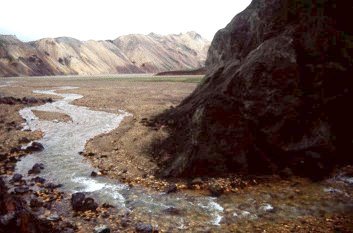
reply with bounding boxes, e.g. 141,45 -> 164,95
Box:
155,0 -> 353,178
0,32 -> 209,77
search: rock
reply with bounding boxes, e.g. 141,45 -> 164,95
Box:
135,223 -> 153,233
28,163 -> 44,175
102,203 -> 114,208
10,146 -> 21,154
30,198 -> 43,208
259,204 -> 275,213
11,173 -> 23,182
25,142 -> 44,153
83,197 -> 98,211
31,176 -> 46,184
44,183 -> 62,189
22,97 -> 38,104
163,207 -> 182,215
0,177 -> 56,232
91,171 -> 98,177
120,218 -> 130,228
191,177 -> 203,185
14,186 -> 29,194
0,213 -> 16,225
164,184 -> 177,194
279,167 -> 293,179
153,0 -> 353,178
46,213 -> 60,221
71,192 -> 85,211
94,225 -> 110,233
71,192 -> 98,211
208,184 -> 224,197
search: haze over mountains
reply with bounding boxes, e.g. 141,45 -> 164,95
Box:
0,32 -> 209,77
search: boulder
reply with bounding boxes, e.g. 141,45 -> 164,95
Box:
28,163 -> 44,175
71,192 -> 98,211
25,142 -> 44,153
153,0 -> 353,179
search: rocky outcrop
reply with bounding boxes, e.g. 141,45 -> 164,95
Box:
0,177 -> 55,233
0,32 -> 209,77
153,0 -> 353,179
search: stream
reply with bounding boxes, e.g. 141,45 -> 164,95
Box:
14,86 -> 224,229
13,86 -> 353,231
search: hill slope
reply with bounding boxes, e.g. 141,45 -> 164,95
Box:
0,32 -> 209,77
153,0 -> 353,178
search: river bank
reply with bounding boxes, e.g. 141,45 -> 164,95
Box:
0,76 -> 352,232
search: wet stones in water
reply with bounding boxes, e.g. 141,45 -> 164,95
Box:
71,192 -> 98,211
135,223 -> 155,233
11,173 -> 23,182
102,203 -> 114,208
31,176 -> 46,184
163,207 -> 182,215
25,142 -> 44,153
258,204 -> 275,213
94,225 -> 110,233
164,184 -> 177,194
14,186 -> 29,194
28,163 -> 44,175
44,182 -> 62,189
91,171 -> 98,177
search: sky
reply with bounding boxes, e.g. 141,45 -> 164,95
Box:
0,0 -> 251,42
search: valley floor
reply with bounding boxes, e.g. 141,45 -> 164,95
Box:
0,75 -> 352,232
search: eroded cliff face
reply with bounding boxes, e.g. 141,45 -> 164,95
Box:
154,0 -> 353,178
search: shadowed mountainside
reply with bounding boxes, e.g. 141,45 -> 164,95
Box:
0,32 -> 209,77
153,0 -> 353,179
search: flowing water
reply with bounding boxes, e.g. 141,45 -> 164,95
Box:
15,86 -> 224,229
14,86 -> 353,231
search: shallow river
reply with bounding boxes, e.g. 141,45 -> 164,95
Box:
15,87 -> 224,229
14,86 -> 353,231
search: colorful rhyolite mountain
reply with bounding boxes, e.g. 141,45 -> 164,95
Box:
0,32 -> 209,77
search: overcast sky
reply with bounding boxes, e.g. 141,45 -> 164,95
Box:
0,0 -> 251,42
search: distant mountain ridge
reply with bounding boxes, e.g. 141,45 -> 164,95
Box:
0,32 -> 210,77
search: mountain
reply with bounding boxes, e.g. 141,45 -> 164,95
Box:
0,32 -> 210,77
153,0 -> 353,178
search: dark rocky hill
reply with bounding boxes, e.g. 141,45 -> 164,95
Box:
153,0 -> 353,179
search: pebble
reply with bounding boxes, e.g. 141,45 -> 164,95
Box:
94,225 -> 110,233
135,223 -> 153,233
47,213 -> 60,221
